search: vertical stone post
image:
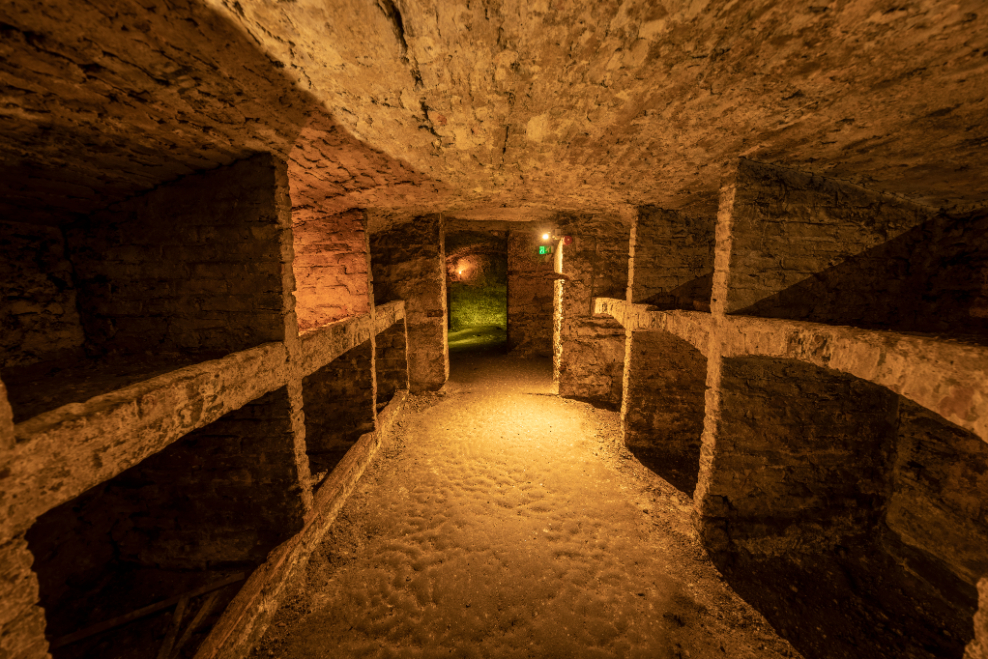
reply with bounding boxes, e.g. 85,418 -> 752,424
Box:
967,578 -> 988,659
370,214 -> 448,392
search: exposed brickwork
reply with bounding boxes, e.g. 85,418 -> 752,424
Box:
291,209 -> 370,333
0,222 -> 85,369
886,400 -> 988,588
622,331 -> 706,495
507,226 -> 554,357
302,340 -> 376,478
700,357 -> 899,556
375,322 -> 408,411
371,215 -> 448,392
721,159 -> 932,317
0,537 -> 48,659
66,154 -> 290,356
630,207 -> 714,309
555,215 -> 629,406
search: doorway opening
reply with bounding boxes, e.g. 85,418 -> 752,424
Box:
445,229 -> 507,353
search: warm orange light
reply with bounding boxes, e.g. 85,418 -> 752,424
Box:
542,233 -> 550,241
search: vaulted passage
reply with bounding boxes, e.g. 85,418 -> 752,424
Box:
3,2 -> 988,658
248,355 -> 798,659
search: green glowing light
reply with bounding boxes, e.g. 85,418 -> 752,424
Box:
538,245 -> 553,255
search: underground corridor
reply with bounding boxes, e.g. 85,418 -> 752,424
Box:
3,2 -> 988,659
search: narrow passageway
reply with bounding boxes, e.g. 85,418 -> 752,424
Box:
250,354 -> 798,659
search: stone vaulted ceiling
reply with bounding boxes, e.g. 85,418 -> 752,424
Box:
2,0 -> 988,224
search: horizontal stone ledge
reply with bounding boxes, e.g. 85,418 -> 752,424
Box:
720,315 -> 988,443
595,297 -> 988,443
594,297 -> 710,354
0,344 -> 289,542
298,314 -> 373,377
374,300 -> 406,336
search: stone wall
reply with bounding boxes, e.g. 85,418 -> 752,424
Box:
375,321 -> 408,412
507,226 -> 554,357
701,357 -> 899,555
0,537 -> 47,659
65,154 -> 290,356
24,386 -> 307,646
28,386 -> 307,575
630,207 -> 715,309
740,207 -> 988,341
0,222 -> 85,369
302,340 -> 376,478
886,400 -> 988,590
720,159 -> 933,318
291,209 -> 370,333
371,215 -> 448,392
968,579 -> 988,659
622,331 -> 706,495
555,215 -> 629,406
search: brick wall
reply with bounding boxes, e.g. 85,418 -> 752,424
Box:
302,340 -> 376,477
720,159 -> 932,317
702,357 -> 899,555
292,209 -> 370,333
507,226 -> 554,357
623,331 -> 706,495
555,215 -> 629,406
65,153 -> 291,356
375,322 -> 408,411
631,207 -> 714,309
0,222 -> 85,368
371,215 -> 448,392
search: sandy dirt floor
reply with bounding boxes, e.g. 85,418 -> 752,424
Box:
249,352 -> 800,659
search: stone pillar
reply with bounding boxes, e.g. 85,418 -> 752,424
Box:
370,215 -> 448,393
554,214 -> 629,407
967,578 -> 988,659
0,537 -> 48,659
507,225 -> 554,357
620,206 -> 714,494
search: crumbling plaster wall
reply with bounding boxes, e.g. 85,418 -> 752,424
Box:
555,214 -> 629,406
371,215 -> 448,392
0,222 -> 85,369
507,226 -> 554,358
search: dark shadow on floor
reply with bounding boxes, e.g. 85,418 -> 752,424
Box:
710,532 -> 976,659
627,448 -> 700,497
